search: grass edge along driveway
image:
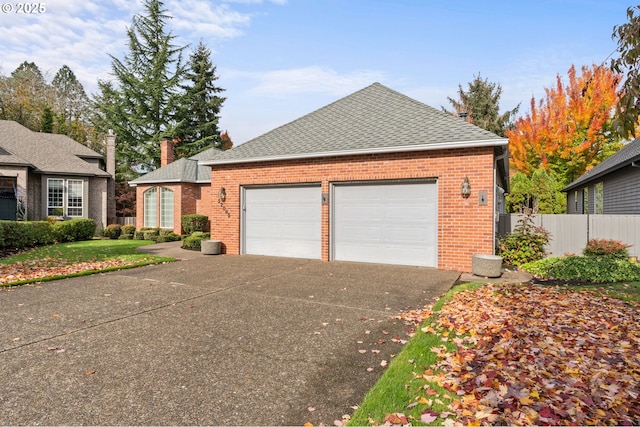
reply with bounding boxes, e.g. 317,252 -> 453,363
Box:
347,281 -> 640,426
0,239 -> 175,287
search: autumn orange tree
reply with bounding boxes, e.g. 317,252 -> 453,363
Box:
508,64 -> 621,191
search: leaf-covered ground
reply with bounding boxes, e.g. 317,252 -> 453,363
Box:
399,284 -> 640,426
0,257 -> 137,284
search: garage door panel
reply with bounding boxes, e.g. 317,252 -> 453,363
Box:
333,182 -> 437,267
244,186 -> 321,259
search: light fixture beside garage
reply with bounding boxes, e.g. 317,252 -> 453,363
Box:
461,177 -> 471,198
218,187 -> 226,203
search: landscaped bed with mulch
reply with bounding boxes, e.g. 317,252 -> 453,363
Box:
347,282 -> 640,426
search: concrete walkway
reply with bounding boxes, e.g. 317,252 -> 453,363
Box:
0,250 -> 460,425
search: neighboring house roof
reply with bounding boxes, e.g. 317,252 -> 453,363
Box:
129,146 -> 222,186
201,82 -> 508,166
0,120 -> 110,177
563,137 -> 640,192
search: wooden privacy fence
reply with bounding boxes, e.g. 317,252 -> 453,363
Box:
497,214 -> 640,258
116,217 -> 136,226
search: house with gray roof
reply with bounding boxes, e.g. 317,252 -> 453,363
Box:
0,120 -> 114,228
129,139 -> 222,232
564,137 -> 640,214
197,83 -> 509,272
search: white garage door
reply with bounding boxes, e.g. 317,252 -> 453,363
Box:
333,181 -> 437,267
242,185 -> 321,259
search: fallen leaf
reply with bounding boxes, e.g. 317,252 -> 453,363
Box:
420,410 -> 438,424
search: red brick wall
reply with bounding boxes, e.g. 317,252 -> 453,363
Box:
209,147 -> 497,272
135,183 -> 210,234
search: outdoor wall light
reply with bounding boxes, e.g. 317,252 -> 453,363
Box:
218,187 -> 226,202
461,177 -> 471,198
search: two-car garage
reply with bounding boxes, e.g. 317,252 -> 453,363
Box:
241,180 -> 438,268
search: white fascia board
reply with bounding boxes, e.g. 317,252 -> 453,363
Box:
200,138 -> 509,166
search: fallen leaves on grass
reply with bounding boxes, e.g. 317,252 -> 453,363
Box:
412,284 -> 640,426
0,257 -> 140,284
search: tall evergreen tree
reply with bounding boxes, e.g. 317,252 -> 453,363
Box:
94,0 -> 186,174
173,41 -> 226,159
52,65 -> 89,124
443,74 -> 519,137
41,105 -> 53,133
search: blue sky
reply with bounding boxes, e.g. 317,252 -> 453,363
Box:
0,0 -> 631,144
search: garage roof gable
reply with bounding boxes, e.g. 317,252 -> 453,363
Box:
202,83 -> 507,165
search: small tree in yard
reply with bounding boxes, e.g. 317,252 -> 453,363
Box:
499,211 -> 551,266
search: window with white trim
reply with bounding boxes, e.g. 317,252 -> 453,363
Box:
67,179 -> 84,217
160,187 -> 174,228
47,178 -> 83,217
47,179 -> 64,216
144,187 -> 157,227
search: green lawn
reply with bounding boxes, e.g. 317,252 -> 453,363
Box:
348,280 -> 640,426
0,239 -> 175,286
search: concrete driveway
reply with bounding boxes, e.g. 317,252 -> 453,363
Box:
0,253 -> 459,425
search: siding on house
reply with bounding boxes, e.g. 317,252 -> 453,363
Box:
209,147 -> 496,272
566,166 -> 640,215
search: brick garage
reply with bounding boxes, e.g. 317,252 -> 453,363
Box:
202,83 -> 509,272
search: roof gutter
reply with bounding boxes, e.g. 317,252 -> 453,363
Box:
200,138 -> 509,166
129,178 -> 211,187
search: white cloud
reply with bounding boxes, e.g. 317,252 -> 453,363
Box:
167,1 -> 253,40
234,66 -> 385,97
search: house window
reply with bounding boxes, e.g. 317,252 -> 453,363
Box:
160,187 -> 174,228
47,178 -> 84,217
67,180 -> 83,217
574,191 -> 578,213
595,182 -> 603,214
582,188 -> 589,214
47,179 -> 65,216
144,188 -> 158,228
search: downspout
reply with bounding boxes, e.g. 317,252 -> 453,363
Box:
494,148 -> 509,254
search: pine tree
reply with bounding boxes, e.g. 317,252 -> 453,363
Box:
173,41 -> 226,159
52,65 -> 89,125
94,0 -> 186,174
443,74 -> 519,137
41,105 -> 53,133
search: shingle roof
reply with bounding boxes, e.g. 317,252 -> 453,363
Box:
129,146 -> 222,186
202,83 -> 507,166
0,120 -> 110,177
563,137 -> 640,191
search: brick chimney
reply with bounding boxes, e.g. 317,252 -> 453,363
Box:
160,136 -> 175,167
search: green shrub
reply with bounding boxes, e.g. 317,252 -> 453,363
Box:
143,229 -> 160,240
583,238 -> 631,259
159,228 -> 174,236
181,231 -> 210,250
52,219 -> 96,243
0,220 -> 56,249
134,231 -> 145,240
155,232 -> 181,243
498,213 -> 550,266
522,255 -> 640,283
181,214 -> 208,234
104,224 -> 122,239
121,224 -> 136,235
118,233 -> 133,240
